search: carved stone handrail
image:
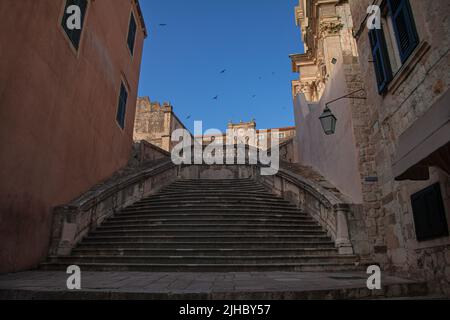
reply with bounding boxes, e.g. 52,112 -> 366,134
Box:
49,159 -> 177,256
49,154 -> 354,257
254,165 -> 354,255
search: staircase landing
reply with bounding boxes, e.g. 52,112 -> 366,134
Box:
0,270 -> 428,300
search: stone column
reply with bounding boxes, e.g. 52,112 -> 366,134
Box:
161,105 -> 172,152
49,206 -> 79,256
300,81 -> 313,101
334,203 -> 354,255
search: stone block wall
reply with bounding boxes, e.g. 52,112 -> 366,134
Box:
348,0 -> 450,294
134,97 -> 167,149
134,97 -> 191,152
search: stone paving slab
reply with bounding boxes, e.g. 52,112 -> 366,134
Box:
0,271 -> 430,299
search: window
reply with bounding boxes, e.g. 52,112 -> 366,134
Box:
411,183 -> 449,241
387,0 -> 419,63
61,0 -> 88,50
369,0 -> 419,94
369,28 -> 392,93
127,12 -> 137,56
116,83 -> 128,129
279,133 -> 285,139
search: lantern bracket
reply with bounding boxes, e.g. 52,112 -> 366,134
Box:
325,88 -> 367,109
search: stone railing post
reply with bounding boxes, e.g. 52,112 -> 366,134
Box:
334,203 -> 354,255
49,205 -> 80,256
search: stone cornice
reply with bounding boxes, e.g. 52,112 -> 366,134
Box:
290,0 -> 354,101
133,0 -> 148,38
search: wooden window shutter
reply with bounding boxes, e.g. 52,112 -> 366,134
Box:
411,183 -> 449,241
369,28 -> 392,94
387,0 -> 419,63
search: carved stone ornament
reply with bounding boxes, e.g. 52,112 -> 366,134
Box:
320,21 -> 343,36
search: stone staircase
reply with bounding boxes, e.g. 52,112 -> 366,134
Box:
42,178 -> 361,272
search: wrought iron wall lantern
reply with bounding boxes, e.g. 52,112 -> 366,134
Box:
319,88 -> 367,135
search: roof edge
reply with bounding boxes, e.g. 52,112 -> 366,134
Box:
134,0 -> 148,38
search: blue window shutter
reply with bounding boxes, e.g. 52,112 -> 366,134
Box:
387,0 -> 419,63
369,28 -> 392,94
411,183 -> 449,241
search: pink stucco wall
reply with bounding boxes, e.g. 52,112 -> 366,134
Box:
0,0 -> 146,272
293,62 -> 363,203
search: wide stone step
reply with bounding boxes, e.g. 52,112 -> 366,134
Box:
170,179 -> 257,185
161,188 -> 268,194
162,185 -> 267,190
103,217 -> 317,226
143,194 -> 286,201
120,207 -> 305,215
84,235 -> 332,243
110,213 -> 311,222
138,198 -> 292,206
77,241 -> 336,249
126,203 -> 298,210
89,229 -> 328,237
41,262 -> 362,272
72,247 -> 338,257
47,254 -> 356,265
170,181 -> 259,186
141,195 -> 291,202
97,223 -> 323,231
147,191 -> 280,197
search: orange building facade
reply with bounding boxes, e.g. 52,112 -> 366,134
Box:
0,0 -> 147,272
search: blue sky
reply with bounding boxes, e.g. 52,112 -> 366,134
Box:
138,0 -> 304,132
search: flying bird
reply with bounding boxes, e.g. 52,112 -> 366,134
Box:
213,95 -> 219,100
220,69 -> 227,74
159,23 -> 167,26
186,115 -> 191,120
252,95 -> 257,98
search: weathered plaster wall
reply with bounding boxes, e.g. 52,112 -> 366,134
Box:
0,0 -> 146,273
293,61 -> 363,203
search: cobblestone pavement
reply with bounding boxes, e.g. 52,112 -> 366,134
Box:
0,270 -> 427,299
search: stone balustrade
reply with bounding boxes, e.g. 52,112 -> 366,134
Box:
254,165 -> 355,255
49,153 -> 355,256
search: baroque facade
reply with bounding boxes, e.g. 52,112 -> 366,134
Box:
197,120 -> 296,151
202,121 -> 297,163
291,0 -> 450,294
